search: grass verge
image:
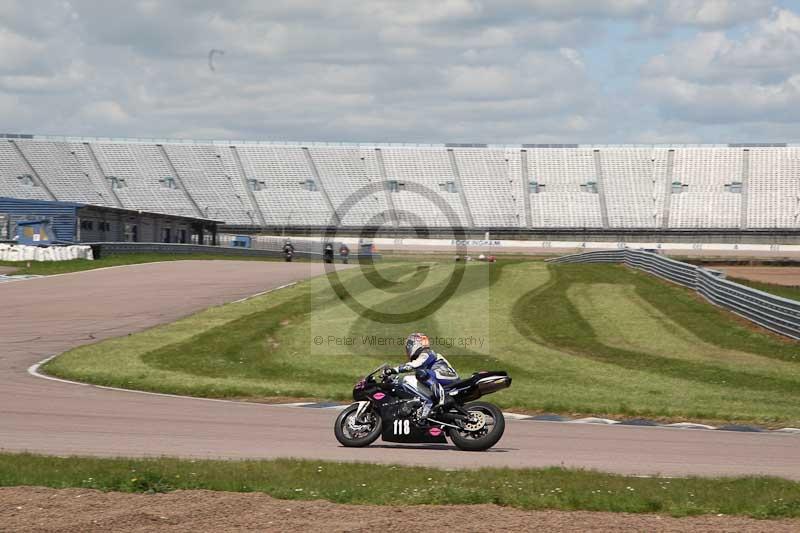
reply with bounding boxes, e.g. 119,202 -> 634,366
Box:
1,453 -> 799,518
43,260 -> 800,426
0,252 -> 289,276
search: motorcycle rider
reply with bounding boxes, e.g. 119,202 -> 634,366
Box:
384,332 -> 459,422
339,242 -> 350,264
282,239 -> 295,262
323,242 -> 334,263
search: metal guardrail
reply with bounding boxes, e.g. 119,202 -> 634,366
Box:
86,242 -> 380,262
548,249 -> 800,340
87,242 -> 320,260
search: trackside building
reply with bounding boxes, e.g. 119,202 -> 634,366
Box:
0,197 -> 220,245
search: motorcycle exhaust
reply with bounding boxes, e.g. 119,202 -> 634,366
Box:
476,376 -> 511,395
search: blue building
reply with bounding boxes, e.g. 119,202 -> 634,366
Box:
0,197 -> 219,245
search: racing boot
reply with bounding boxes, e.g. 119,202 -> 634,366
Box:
414,400 -> 433,425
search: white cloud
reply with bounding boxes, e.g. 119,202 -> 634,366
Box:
642,8 -> 800,124
661,0 -> 773,28
80,101 -> 130,124
642,75 -> 800,122
0,28 -> 45,71
524,0 -> 650,18
0,0 -> 796,142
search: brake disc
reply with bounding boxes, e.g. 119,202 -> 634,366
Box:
462,411 -> 487,432
347,414 -> 371,434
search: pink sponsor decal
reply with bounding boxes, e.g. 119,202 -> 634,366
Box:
373,392 -> 386,400
428,427 -> 443,437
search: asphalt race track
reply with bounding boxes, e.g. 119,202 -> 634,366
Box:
1,261 -> 798,480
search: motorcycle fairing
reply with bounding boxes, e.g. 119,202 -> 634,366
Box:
377,402 -> 447,444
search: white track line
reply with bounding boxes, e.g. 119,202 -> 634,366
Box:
26,357 -> 800,433
4,260 -> 178,283
28,354 -> 800,432
26,281 -> 301,408
231,282 -> 296,303
3,257 -> 298,284
23,275 -> 800,434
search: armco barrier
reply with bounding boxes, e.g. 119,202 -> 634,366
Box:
87,242 -> 320,259
548,249 -> 800,340
86,242 -> 380,262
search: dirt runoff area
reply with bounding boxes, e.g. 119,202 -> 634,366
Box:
718,266 -> 800,286
2,487 -> 799,533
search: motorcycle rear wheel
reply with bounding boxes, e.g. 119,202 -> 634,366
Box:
334,404 -> 382,447
447,401 -> 505,451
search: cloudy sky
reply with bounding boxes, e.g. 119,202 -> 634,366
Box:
2,0 -> 800,143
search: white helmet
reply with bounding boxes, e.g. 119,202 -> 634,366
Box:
404,332 -> 430,360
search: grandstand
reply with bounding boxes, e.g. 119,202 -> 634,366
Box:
1,136 -> 798,241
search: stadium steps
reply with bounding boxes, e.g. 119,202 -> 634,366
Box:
230,146 -> 267,227
302,147 -> 340,226
662,149 -> 674,229
446,148 -> 475,228
157,144 -> 203,218
520,149 -> 533,227
740,149 -> 750,230
374,148 -> 399,227
9,140 -> 57,201
85,143 -> 125,208
593,149 -> 610,229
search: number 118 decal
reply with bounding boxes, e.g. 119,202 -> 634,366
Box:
393,419 -> 410,435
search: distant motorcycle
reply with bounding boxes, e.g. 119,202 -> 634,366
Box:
323,244 -> 334,263
283,248 -> 294,262
334,363 -> 511,451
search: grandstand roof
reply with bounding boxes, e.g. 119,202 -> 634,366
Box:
7,134 -> 796,150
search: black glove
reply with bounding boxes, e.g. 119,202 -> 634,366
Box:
383,367 -> 397,376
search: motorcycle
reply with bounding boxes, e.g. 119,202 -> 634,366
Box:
334,363 -> 511,451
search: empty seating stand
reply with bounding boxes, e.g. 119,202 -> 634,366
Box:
527,148 -> 603,228
92,142 -> 199,218
670,148 -> 742,228
747,148 -> 800,228
601,148 -> 668,228
309,147 -> 392,227
3,137 -> 799,232
235,145 -> 333,227
0,141 -> 52,201
454,148 -> 524,228
162,144 -> 253,224
380,147 -> 469,228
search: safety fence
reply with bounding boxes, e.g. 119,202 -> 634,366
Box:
216,234 -> 379,258
87,242 -> 321,260
86,241 -> 380,262
548,249 -> 800,340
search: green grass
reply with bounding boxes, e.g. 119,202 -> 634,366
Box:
43,260 -> 800,426
0,252 -> 291,276
2,453 -> 799,518
728,277 -> 800,302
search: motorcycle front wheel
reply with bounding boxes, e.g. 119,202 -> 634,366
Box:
334,403 -> 382,447
447,401 -> 505,451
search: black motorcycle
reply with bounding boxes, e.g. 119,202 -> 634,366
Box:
334,364 -> 511,451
